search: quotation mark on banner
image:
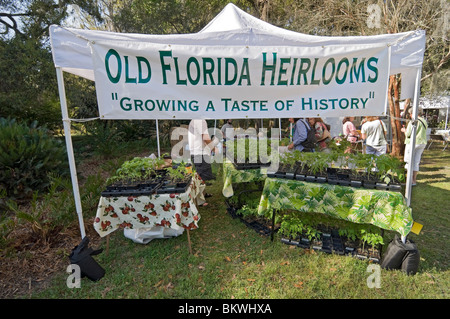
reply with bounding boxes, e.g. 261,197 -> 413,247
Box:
367,4 -> 381,29
111,92 -> 119,100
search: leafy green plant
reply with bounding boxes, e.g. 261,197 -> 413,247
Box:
107,156 -> 165,184
338,227 -> 358,241
374,154 -> 406,183
308,153 -> 330,175
0,118 -> 68,200
360,229 -> 384,252
166,163 -> 189,182
280,214 -> 305,238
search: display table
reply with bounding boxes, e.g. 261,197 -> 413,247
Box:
257,178 -> 414,237
94,173 -> 205,248
222,159 -> 267,197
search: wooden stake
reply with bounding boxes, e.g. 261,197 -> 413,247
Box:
186,229 -> 193,255
106,234 -> 110,256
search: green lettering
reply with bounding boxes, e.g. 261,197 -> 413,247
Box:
277,58 -> 290,86
238,58 -> 251,86
297,58 -> 311,85
203,58 -> 215,85
105,49 -> 121,83
335,58 -> 349,85
367,57 -> 378,83
310,58 -> 320,85
137,57 -> 151,83
322,58 -> 335,85
124,56 -> 136,83
187,57 -> 200,85
159,50 -> 172,85
261,52 -> 277,86
206,101 -> 215,111
350,58 -> 366,83
225,58 -> 238,85
174,58 -> 187,85
290,58 -> 298,85
120,97 -> 131,110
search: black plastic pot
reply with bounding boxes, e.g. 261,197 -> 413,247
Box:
298,237 -> 311,249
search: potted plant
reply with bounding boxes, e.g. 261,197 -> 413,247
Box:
374,155 -> 405,191
102,157 -> 164,197
339,227 -> 359,256
308,154 -> 329,183
158,162 -> 192,194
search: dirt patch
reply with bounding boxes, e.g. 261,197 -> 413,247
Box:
0,149 -> 158,299
0,222 -> 101,299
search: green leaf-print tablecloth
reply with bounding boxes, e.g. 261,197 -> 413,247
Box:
94,173 -> 204,237
222,160 -> 267,197
257,178 -> 413,237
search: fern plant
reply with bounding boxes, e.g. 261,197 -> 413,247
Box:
0,118 -> 68,200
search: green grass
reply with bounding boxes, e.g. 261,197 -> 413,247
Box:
29,144 -> 449,299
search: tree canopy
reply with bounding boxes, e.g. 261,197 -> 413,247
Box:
1,0 -> 448,133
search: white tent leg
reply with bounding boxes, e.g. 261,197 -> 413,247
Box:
445,106 -> 448,130
404,68 -> 422,207
156,119 -> 161,157
56,67 -> 86,239
279,118 -> 282,140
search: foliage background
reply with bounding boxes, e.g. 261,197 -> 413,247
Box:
1,0 -> 448,135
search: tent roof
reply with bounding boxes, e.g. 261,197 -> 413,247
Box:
419,96 -> 450,109
50,3 -> 426,82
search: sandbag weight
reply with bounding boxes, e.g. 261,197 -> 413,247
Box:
381,235 -> 420,275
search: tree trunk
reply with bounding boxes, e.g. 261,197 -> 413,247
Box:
387,74 -> 405,157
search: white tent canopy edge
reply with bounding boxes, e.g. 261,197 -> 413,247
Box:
51,3 -> 425,241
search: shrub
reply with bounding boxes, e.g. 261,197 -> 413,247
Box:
0,118 -> 68,200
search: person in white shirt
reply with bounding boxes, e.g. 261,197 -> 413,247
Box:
221,119 -> 234,142
188,119 -> 215,191
361,116 -> 388,156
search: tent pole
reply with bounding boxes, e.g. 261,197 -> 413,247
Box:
279,118 -> 282,140
156,119 -> 161,157
445,106 -> 448,130
404,68 -> 422,218
55,67 -> 86,239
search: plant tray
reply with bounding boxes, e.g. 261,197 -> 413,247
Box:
101,183 -> 161,198
156,176 -> 192,194
279,225 -> 381,263
232,161 -> 271,170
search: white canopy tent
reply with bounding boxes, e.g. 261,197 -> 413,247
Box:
50,3 -> 426,240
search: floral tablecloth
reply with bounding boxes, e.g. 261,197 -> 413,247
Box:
94,173 -> 205,238
257,178 -> 414,237
222,159 -> 267,197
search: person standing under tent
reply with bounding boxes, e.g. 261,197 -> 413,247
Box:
221,119 -> 234,144
188,119 -> 215,204
288,118 -> 314,152
401,109 -> 428,186
361,116 -> 388,156
342,117 -> 360,153
308,117 -> 331,151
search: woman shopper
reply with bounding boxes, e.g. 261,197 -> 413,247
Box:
342,117 -> 360,153
401,109 -> 428,186
308,117 -> 331,151
361,116 -> 388,156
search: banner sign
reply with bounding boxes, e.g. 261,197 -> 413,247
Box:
91,41 -> 390,120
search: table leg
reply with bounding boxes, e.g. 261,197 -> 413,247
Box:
186,229 -> 193,254
106,234 -> 110,256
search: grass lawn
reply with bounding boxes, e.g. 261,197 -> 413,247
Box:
28,143 -> 449,299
